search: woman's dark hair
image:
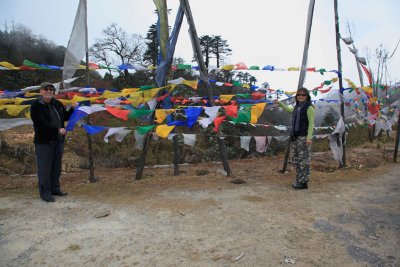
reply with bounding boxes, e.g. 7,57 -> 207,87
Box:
295,87 -> 312,105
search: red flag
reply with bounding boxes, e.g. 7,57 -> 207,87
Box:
213,116 -> 226,132
106,106 -> 130,121
223,105 -> 238,118
360,64 -> 372,85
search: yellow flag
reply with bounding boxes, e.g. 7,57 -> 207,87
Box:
0,61 -> 20,70
361,86 -> 373,95
101,90 -> 122,99
121,88 -> 140,96
153,0 -> 169,59
24,92 -> 41,97
155,109 -> 175,124
182,80 -> 198,90
0,105 -> 30,116
155,124 -> 175,138
14,97 -> 36,105
219,95 -> 235,102
71,94 -> 93,103
0,98 -> 14,105
58,99 -> 74,106
142,88 -> 162,99
251,103 -> 267,124
220,65 -> 234,71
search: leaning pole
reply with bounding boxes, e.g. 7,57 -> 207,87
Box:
180,0 -> 231,175
334,0 -> 346,167
281,0 -> 315,173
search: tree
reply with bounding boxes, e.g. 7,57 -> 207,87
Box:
90,42 -> 114,76
321,106 -> 340,127
143,23 -> 158,67
0,23 -> 67,90
211,35 -> 231,68
171,57 -> 197,80
90,23 -> 146,81
249,75 -> 257,86
198,35 -> 214,68
197,35 -> 232,68
0,24 -> 65,66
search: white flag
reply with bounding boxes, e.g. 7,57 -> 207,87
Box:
62,0 -> 88,84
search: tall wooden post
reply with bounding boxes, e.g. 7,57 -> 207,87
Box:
394,109 -> 400,162
180,0 -> 231,175
83,1 -> 96,182
281,0 -> 315,173
334,0 -> 346,166
297,0 -> 315,89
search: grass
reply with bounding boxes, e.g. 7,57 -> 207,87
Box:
67,244 -> 81,251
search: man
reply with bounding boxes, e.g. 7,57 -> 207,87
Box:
30,82 -> 73,202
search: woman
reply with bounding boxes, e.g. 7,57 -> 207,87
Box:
277,87 -> 315,189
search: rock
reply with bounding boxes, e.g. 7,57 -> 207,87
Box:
95,209 -> 110,218
231,178 -> 246,184
216,169 -> 227,176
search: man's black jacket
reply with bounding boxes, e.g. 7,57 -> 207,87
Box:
30,97 -> 73,144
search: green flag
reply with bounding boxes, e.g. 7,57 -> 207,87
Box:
136,125 -> 155,135
128,110 -> 154,119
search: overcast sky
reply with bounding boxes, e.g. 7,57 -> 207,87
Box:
1,0 -> 399,90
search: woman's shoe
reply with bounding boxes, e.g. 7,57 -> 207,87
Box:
53,190 -> 68,196
292,182 -> 308,190
42,195 -> 55,202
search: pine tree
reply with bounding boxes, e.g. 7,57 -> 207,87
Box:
143,23 -> 158,67
321,106 -> 340,126
211,35 -> 232,68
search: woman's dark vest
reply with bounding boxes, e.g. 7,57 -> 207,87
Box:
292,102 -> 311,137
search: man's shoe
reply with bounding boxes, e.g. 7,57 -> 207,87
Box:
292,182 -> 308,190
53,190 -> 68,196
42,195 -> 55,202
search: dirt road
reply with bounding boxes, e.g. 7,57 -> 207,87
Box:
0,159 -> 399,266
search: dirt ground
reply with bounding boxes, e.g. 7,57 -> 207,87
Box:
0,145 -> 399,266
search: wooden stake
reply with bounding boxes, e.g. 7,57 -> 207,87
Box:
173,134 -> 180,175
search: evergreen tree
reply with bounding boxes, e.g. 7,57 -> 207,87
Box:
197,35 -> 232,68
321,106 -> 340,126
171,57 -> 197,80
198,35 -> 214,68
143,23 -> 158,67
211,35 -> 231,68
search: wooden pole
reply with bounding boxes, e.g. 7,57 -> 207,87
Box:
83,1 -> 96,182
135,91 -> 163,180
394,109 -> 400,162
135,130 -> 152,180
173,134 -> 180,175
281,0 -> 315,173
334,0 -> 346,167
297,0 -> 315,89
180,0 -> 231,176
